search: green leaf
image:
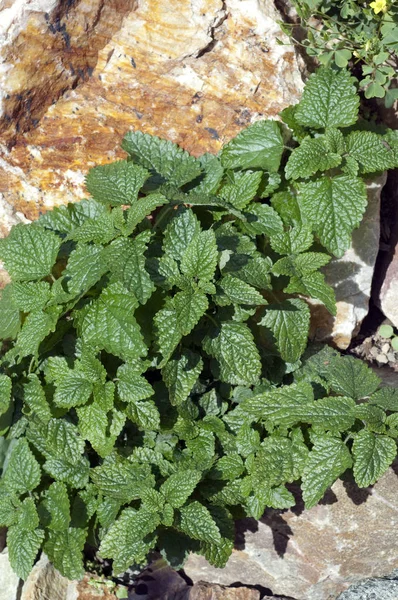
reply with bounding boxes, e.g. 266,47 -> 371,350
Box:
199,505 -> 234,568
368,387 -> 398,411
44,456 -> 90,489
221,120 -> 284,171
160,469 -> 202,508
353,430 -> 396,488
42,481 -> 70,531
302,436 -> 352,509
223,254 -> 272,290
126,399 -> 160,431
194,153 -> 224,195
270,224 -> 313,255
295,68 -> 359,129
181,230 -> 218,281
46,419 -> 85,465
18,497 -> 39,531
99,507 -> 159,574
23,374 -> 52,423
39,198 -> 107,234
0,375 -> 12,417
285,136 -> 342,180
218,274 -> 267,306
8,525 -> 44,580
0,224 -> 61,282
204,321 -> 261,385
241,203 -> 284,237
54,371 -> 93,409
0,489 -> 20,527
11,307 -> 61,360
91,460 -> 154,502
346,131 -> 397,174
219,171 -> 263,209
77,402 -> 124,457
45,527 -> 86,580
241,381 -> 314,422
298,175 -> 367,257
163,207 -> 200,262
117,362 -> 154,403
108,231 -> 155,304
11,281 -> 51,312
0,285 -> 20,340
122,131 -> 202,187
162,350 -> 203,406
328,355 -> 381,400
4,439 -> 41,494
179,501 -> 221,544
252,437 -> 307,487
125,193 -> 168,234
284,272 -> 336,315
85,160 -> 149,206
79,282 -> 147,360
62,243 -> 108,296
260,298 -> 310,362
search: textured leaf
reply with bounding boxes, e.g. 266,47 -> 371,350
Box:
160,469 -> 202,508
241,381 -> 314,422
108,231 -> 154,304
54,371 -> 93,409
0,224 -> 61,282
45,527 -> 86,580
66,211 -> 118,244
181,230 -> 218,281
346,131 -> 397,174
46,419 -> 85,465
204,321 -> 261,385
125,193 -> 168,233
295,68 -> 359,129
0,285 -> 20,340
284,272 -> 336,315
126,399 -> 160,431
260,298 -> 310,362
117,362 -> 154,403
328,355 -> 381,400
285,136 -> 342,180
62,243 -> 108,296
11,281 -> 51,312
122,131 -> 202,187
241,203 -> 284,237
353,430 -> 396,487
42,481 -> 70,531
162,350 -> 203,406
99,507 -> 159,573
23,374 -> 52,423
39,198 -> 107,234
79,282 -> 147,360
298,175 -> 367,257
270,224 -> 313,255
252,437 -> 307,487
18,497 -> 39,531
302,437 -> 352,508
368,387 -> 398,411
77,402 -> 124,457
218,274 -> 267,306
85,160 -> 149,206
199,505 -> 234,568
163,207 -> 200,262
91,460 -> 154,502
8,525 -> 44,580
0,489 -> 20,527
11,307 -> 60,360
4,439 -> 41,494
221,120 -> 284,171
223,254 -> 272,290
219,171 -> 263,209
44,456 -> 90,489
0,375 -> 12,417
194,153 -> 224,195
179,501 -> 221,544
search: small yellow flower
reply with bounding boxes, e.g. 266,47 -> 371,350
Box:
369,0 -> 388,14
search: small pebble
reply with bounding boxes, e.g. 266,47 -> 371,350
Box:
387,353 -> 396,362
369,347 -> 379,358
376,354 -> 389,364
382,343 -> 391,354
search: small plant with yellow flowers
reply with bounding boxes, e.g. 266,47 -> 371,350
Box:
279,0 -> 398,106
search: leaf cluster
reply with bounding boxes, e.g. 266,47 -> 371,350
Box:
0,68 -> 398,581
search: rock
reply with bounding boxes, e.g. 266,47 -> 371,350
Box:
184,465 -> 398,600
0,0 -> 304,223
336,573 -> 398,600
21,554 -> 78,600
189,582 -> 260,599
0,549 -> 20,600
380,242 -> 398,329
309,174 -> 387,349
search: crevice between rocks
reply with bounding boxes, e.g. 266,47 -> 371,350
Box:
194,0 -> 228,59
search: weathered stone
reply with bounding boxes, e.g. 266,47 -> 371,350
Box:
0,549 -> 20,600
309,174 -> 387,350
21,554 -> 78,600
380,243 -> 398,329
189,582 -> 260,600
184,465 -> 398,600
337,573 -> 398,600
0,0 -> 303,224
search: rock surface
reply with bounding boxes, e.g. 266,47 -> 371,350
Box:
0,0 -> 304,223
380,243 -> 398,329
21,554 -> 78,600
184,465 -> 398,600
309,174 -> 387,350
0,549 -> 20,600
337,573 -> 398,600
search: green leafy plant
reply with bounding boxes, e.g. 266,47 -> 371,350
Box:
0,67 -> 398,581
280,0 -> 398,106
378,324 -> 398,351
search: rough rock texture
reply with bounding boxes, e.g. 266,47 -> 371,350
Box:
21,554 -> 78,600
0,549 -> 20,600
189,582 -> 260,599
336,573 -> 398,600
184,465 -> 398,600
0,0 -> 304,223
380,243 -> 398,329
309,174 -> 387,350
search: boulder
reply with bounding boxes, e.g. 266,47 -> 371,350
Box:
379,242 -> 398,329
189,582 -> 260,599
184,465 -> 398,600
0,549 -> 20,600
336,573 -> 398,600
309,174 -> 387,349
21,554 -> 78,600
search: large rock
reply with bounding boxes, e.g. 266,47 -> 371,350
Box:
0,549 -> 20,600
184,465 -> 398,600
337,573 -> 398,600
0,0 -> 304,222
379,242 -> 398,329
21,554 -> 78,600
309,174 -> 387,349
